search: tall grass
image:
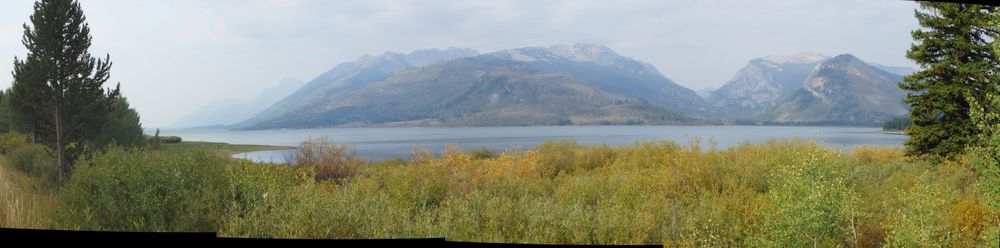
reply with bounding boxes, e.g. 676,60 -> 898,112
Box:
0,154 -> 57,228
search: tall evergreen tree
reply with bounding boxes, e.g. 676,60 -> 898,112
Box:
90,84 -> 145,149
0,90 -> 13,133
900,3 -> 1000,158
9,0 -> 117,185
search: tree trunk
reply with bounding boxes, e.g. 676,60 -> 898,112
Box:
55,107 -> 65,186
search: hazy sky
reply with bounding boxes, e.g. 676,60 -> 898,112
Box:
0,0 -> 920,127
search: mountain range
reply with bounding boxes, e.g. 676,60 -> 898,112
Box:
238,47 -> 481,127
709,52 -> 828,118
762,54 -> 908,123
710,52 -> 910,123
182,44 -> 914,130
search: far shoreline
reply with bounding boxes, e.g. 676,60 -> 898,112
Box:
881,130 -> 905,135
158,141 -> 295,155
167,125 -> 906,163
159,123 -> 889,133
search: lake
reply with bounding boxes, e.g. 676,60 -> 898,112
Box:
158,125 -> 906,163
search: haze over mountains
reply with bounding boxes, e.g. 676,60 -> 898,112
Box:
237,47 -> 481,128
168,77 -> 305,129
709,52 -> 828,117
180,44 -> 915,130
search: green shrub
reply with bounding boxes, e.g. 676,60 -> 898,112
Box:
535,140 -> 580,176
56,146 -> 229,232
0,132 -> 28,154
882,117 -> 911,131
964,137 -> 1000,245
370,157 -> 406,167
755,151 -> 858,247
145,134 -> 182,145
8,143 -> 55,184
90,96 -> 145,149
219,159 -> 331,238
159,136 -> 182,144
966,92 -> 1000,244
468,148 -> 498,160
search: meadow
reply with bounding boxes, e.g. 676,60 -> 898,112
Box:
0,134 -> 997,247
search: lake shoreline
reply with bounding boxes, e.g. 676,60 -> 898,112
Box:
162,123 -> 887,132
167,125 -> 906,163
160,141 -> 295,155
881,130 -> 905,135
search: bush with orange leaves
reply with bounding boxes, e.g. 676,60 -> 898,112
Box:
284,137 -> 364,183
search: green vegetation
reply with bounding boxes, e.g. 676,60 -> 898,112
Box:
9,0 -> 123,185
57,146 -> 230,232
882,117 -> 911,132
143,131 -> 182,145
468,148 -> 498,160
0,133 -> 28,154
0,90 -> 19,134
158,136 -> 183,144
91,95 -> 145,149
3,138 -> 994,246
157,141 -> 293,155
899,3 -> 1000,159
8,143 -> 56,185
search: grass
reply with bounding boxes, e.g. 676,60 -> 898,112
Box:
0,154 -> 57,229
158,141 -> 294,155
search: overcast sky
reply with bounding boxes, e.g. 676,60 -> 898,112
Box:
0,0 -> 920,128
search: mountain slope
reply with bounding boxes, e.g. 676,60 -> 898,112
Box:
238,48 -> 479,127
763,54 -> 907,123
247,57 -> 689,129
240,44 -> 706,129
487,44 -> 710,114
709,52 -> 827,117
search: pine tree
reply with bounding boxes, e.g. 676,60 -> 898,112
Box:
899,3 -> 1000,158
152,128 -> 161,149
9,0 -> 117,185
91,84 -> 145,149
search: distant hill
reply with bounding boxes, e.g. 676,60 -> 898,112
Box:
709,52 -> 828,117
238,44 -> 705,129
168,77 -> 305,129
762,54 -> 908,123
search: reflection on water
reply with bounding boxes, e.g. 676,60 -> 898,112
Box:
157,125 -> 907,163
232,149 -> 295,163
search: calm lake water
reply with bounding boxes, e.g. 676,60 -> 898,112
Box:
158,126 -> 906,163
